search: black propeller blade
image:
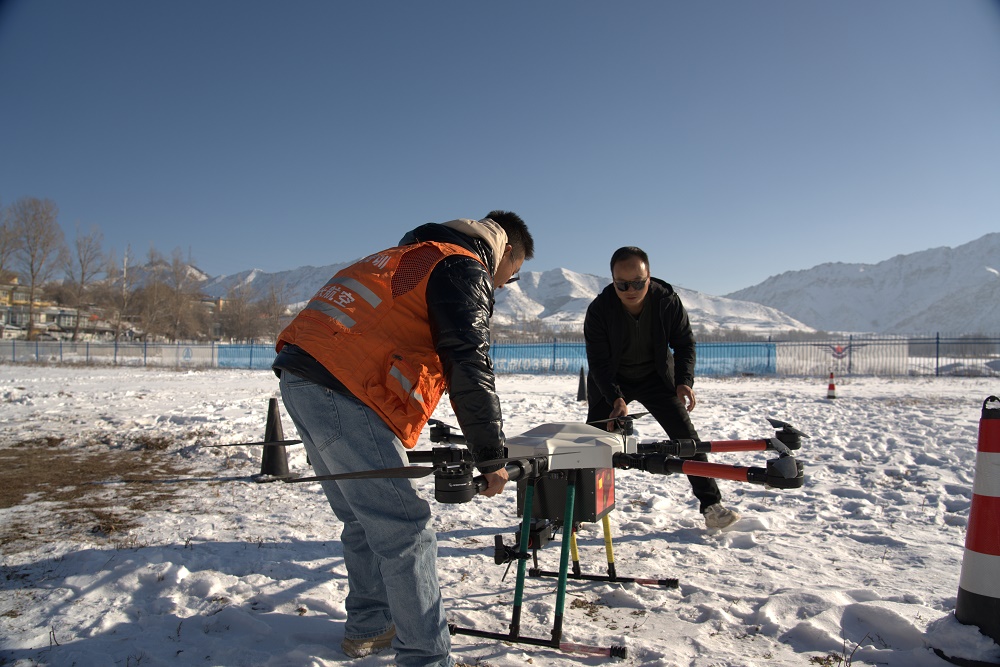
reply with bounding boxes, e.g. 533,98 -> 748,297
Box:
586,411 -> 650,426
203,439 -> 303,448
766,417 -> 809,438
283,466 -> 438,483
283,450 -> 581,485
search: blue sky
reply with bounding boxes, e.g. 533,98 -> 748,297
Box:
2,0 -> 999,296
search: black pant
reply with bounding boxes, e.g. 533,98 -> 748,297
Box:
587,372 -> 722,512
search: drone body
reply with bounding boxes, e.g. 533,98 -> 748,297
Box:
505,422 -> 636,523
504,422 -> 637,470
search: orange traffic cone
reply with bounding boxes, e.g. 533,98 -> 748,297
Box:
826,372 -> 837,399
955,396 -> 1000,643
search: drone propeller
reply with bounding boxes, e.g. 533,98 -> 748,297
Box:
282,451 -> 579,485
283,465 -> 439,483
202,439 -> 303,448
766,417 -> 809,438
586,411 -> 650,426
767,437 -> 793,456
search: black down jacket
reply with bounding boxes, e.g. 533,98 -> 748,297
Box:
397,223 -> 505,472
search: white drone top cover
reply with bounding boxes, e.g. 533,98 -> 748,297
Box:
504,422 -> 637,470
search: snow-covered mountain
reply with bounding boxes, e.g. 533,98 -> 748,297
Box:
201,261 -> 354,304
493,268 -> 812,334
200,264 -> 814,335
726,232 -> 1000,334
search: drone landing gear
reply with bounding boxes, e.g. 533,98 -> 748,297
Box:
528,515 -> 679,588
450,474 -> 630,659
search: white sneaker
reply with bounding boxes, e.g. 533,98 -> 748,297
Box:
341,625 -> 395,658
703,503 -> 740,530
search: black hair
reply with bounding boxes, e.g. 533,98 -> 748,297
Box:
484,210 -> 535,261
609,246 -> 649,274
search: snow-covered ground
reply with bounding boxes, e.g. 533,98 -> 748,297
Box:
2,365 -> 1000,667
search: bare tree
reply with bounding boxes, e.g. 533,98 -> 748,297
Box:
256,281 -> 290,342
133,246 -> 170,340
96,246 -> 140,341
61,223 -> 106,340
0,200 -> 22,283
135,247 -> 208,341
218,282 -> 262,342
9,197 -> 68,339
164,248 -> 208,341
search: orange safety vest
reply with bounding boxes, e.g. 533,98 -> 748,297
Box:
276,241 -> 485,448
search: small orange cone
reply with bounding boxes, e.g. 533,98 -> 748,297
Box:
827,372 -> 837,399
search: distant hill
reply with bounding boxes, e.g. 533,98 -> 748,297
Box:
495,268 -> 812,334
199,263 -> 814,336
726,232 -> 1000,334
200,262 -> 353,304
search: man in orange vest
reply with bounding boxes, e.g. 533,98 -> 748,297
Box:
272,211 -> 533,667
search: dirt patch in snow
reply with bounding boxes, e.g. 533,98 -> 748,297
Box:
0,436 -> 195,552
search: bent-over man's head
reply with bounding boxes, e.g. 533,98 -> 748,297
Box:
485,210 -> 535,289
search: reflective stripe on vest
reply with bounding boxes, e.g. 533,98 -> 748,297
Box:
303,276 -> 384,329
389,362 -> 425,404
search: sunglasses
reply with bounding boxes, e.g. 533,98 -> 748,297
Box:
614,278 -> 648,292
507,272 -> 520,283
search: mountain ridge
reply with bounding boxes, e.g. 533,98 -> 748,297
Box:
200,263 -> 813,335
196,232 -> 1000,335
725,232 -> 1000,333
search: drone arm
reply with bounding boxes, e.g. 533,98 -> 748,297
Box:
638,438 -> 769,456
613,453 -> 804,489
638,437 -> 796,456
471,458 -> 548,495
705,439 -> 770,453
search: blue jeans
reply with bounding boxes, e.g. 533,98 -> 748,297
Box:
279,371 -> 454,667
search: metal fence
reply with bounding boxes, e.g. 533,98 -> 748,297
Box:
2,334 -> 999,377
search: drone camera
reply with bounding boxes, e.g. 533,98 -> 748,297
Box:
494,535 -> 530,565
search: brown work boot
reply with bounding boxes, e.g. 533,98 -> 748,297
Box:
341,625 -> 395,658
703,503 -> 741,530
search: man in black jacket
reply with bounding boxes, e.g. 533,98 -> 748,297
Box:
272,211 -> 533,667
584,246 -> 740,530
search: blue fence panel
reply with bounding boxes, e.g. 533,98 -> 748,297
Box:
490,340 -> 589,374
696,342 -> 776,376
489,340 -> 777,376
217,344 -> 276,370
0,335 -> 994,376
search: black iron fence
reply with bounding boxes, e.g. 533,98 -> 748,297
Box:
1,334 -> 998,377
